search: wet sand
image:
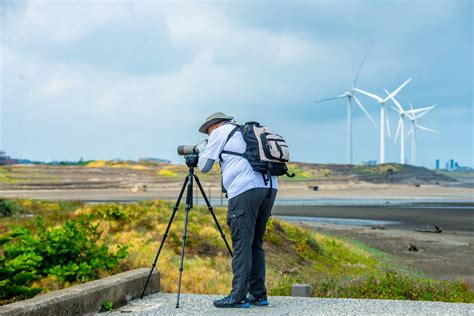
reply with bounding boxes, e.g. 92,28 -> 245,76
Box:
272,204 -> 474,232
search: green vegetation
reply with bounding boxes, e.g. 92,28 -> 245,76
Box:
0,211 -> 128,305
100,301 -> 113,312
47,160 -> 94,166
0,199 -> 472,306
436,170 -> 474,178
285,163 -> 312,181
0,167 -> 22,184
0,166 -> 60,185
352,163 -> 402,176
0,199 -> 18,216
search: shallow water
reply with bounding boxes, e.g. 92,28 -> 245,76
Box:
275,215 -> 400,227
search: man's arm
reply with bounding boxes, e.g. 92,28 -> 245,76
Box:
198,157 -> 215,173
195,139 -> 214,173
197,126 -> 227,173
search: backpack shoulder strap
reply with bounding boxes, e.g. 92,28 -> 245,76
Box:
219,125 -> 243,164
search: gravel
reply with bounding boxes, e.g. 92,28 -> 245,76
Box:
103,293 -> 474,315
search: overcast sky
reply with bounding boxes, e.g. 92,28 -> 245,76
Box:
1,1 -> 472,167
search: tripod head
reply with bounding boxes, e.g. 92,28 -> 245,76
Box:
184,154 -> 199,168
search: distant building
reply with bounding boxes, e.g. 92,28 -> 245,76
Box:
450,159 -> 455,170
362,160 -> 377,166
0,150 -> 18,165
435,159 -> 440,170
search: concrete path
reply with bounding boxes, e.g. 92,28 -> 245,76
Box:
104,293 -> 474,315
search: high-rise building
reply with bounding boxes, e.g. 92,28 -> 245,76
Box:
435,159 -> 440,170
450,159 -> 455,170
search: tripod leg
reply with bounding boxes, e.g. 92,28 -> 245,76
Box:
194,174 -> 233,258
176,203 -> 192,307
140,176 -> 189,299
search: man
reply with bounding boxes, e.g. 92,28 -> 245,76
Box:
196,112 -> 278,308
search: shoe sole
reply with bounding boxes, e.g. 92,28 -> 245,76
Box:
214,303 -> 251,308
254,300 -> 268,306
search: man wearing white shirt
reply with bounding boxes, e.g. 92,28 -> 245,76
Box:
197,112 -> 277,308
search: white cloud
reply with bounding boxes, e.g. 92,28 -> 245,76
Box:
35,77 -> 78,97
0,1 -> 471,165
3,2 -> 129,44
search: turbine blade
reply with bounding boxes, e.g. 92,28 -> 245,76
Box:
314,95 -> 346,103
406,105 -> 435,116
386,114 -> 391,138
414,104 -> 437,119
354,88 -> 384,103
394,118 -> 402,143
405,128 -> 413,139
390,106 -> 401,113
417,125 -> 439,133
384,78 -> 412,102
405,112 -> 415,121
384,88 -> 404,113
354,95 -> 377,127
352,56 -> 365,90
409,102 -> 414,111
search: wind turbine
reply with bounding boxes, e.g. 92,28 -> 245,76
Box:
355,78 -> 411,164
386,90 -> 436,164
314,60 -> 376,164
405,103 -> 439,165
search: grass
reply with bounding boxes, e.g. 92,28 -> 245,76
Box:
0,166 -> 59,184
436,170 -> 474,178
1,198 -> 473,304
352,163 -> 402,176
284,163 -> 313,181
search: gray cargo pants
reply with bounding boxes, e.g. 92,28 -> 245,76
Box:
227,188 -> 277,302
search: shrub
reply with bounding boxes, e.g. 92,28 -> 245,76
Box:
96,205 -> 129,221
0,217 -> 129,303
340,271 -> 474,302
0,199 -> 18,216
0,232 -> 43,303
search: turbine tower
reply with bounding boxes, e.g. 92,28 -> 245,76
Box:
314,60 -> 376,164
386,90 -> 436,164
355,78 -> 411,164
405,103 -> 439,165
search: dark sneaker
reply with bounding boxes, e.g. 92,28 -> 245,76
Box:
246,293 -> 269,306
213,295 -> 251,308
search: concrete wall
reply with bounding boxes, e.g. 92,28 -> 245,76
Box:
0,268 -> 160,316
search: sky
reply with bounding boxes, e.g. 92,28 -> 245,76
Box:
0,0 -> 472,167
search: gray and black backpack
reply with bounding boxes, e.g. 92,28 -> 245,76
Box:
219,121 -> 295,190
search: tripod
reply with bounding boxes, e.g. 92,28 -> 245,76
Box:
140,154 -> 233,308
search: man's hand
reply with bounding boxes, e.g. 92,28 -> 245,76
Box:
196,139 -> 208,154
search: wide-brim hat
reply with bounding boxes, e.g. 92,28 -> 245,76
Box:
198,112 -> 234,134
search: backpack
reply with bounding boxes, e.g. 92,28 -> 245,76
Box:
219,121 -> 295,191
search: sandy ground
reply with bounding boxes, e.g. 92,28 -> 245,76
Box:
295,221 -> 474,287
0,182 -> 473,202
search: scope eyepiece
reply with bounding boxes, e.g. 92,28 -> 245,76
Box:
177,145 -> 199,156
